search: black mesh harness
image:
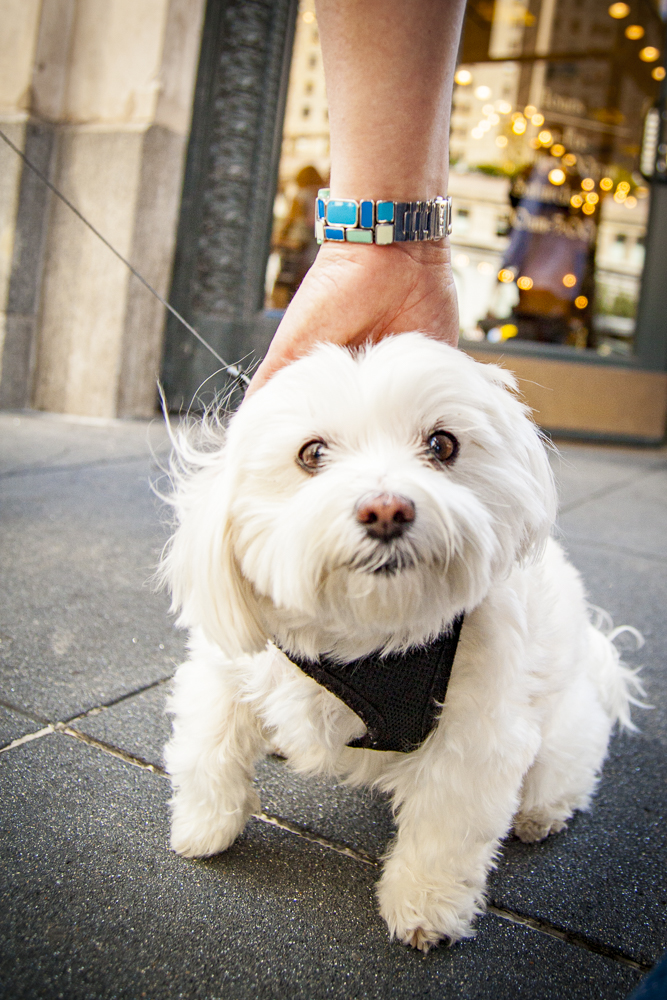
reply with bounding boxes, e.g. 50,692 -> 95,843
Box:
278,614 -> 465,753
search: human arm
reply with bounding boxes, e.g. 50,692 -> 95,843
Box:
248,0 -> 467,393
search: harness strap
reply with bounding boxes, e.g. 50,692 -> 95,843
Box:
279,614 -> 465,753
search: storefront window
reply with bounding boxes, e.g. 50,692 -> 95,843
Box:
267,0 -> 665,358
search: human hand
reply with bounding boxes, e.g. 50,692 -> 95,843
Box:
247,240 -> 459,394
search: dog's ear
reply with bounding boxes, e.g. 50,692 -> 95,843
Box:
158,442 -> 268,659
474,360 -> 520,393
476,359 -> 557,561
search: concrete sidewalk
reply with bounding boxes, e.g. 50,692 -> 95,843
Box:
0,410 -> 665,1000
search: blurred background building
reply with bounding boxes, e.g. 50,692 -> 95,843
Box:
1,0 -> 666,441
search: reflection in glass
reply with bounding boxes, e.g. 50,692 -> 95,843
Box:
453,0 -> 662,354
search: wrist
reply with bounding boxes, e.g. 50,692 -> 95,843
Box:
328,165 -> 449,204
315,237 -> 452,268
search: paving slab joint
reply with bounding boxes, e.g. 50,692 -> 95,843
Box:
59,724 -> 166,775
487,904 -> 653,974
558,459 -> 667,517
15,715 -> 658,975
0,451 -> 169,480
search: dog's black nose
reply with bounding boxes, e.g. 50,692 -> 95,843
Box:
356,494 -> 416,541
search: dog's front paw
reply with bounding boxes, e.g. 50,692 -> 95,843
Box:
513,808 -> 568,844
169,788 -> 261,858
377,860 -> 482,951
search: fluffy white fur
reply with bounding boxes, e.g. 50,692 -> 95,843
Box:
160,333 -> 641,951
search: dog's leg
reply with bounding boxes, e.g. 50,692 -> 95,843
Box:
514,674 -> 613,843
165,654 -> 267,858
376,718 -> 539,951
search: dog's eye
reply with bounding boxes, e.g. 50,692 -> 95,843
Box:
297,439 -> 328,473
426,431 -> 459,467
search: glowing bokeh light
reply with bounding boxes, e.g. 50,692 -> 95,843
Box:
477,260 -> 495,275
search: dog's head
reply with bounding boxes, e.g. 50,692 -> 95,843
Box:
162,334 -> 556,660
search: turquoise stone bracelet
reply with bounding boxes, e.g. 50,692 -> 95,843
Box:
315,189 -> 452,245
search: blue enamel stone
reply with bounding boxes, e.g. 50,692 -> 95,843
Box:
376,201 -> 394,223
326,199 -> 358,227
316,198 -> 325,221
324,227 -> 346,241
360,200 -> 374,228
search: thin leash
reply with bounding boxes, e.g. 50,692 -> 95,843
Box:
0,127 -> 250,387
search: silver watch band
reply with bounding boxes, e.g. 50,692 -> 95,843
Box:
315,190 -> 452,245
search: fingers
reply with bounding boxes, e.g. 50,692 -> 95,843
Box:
246,241 -> 459,397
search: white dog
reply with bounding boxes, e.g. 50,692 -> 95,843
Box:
160,333 -> 641,951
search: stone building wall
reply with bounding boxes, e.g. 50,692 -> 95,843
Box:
0,0 -> 206,417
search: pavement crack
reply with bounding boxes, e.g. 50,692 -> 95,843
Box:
487,904 -> 653,973
0,452 -> 169,480
560,536 -> 667,565
558,461 -> 667,517
57,724 -> 377,866
251,812 -> 377,867
0,679 -> 173,752
55,726 -> 377,866
62,675 -> 173,727
0,697 -> 50,726
0,725 -> 55,753
57,725 -> 167,775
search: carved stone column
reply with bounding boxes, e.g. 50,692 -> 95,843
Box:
162,0 -> 298,410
